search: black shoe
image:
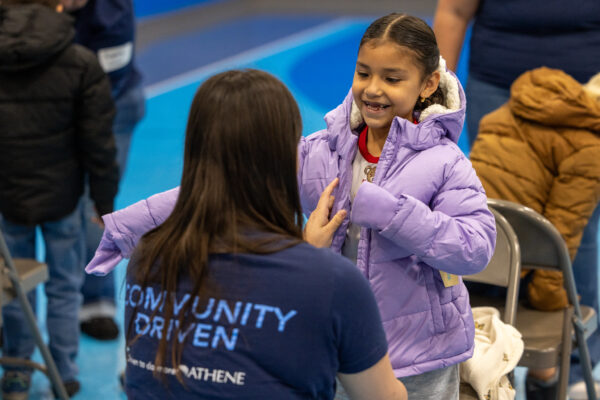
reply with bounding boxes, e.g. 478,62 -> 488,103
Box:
52,379 -> 80,398
525,375 -> 558,400
119,371 -> 125,389
80,317 -> 119,340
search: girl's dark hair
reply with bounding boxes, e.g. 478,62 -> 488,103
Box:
129,69 -> 304,377
3,0 -> 60,8
360,13 -> 444,111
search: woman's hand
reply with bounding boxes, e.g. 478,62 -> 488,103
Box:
304,178 -> 347,248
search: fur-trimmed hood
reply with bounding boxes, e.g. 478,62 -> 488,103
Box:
326,56 -> 465,152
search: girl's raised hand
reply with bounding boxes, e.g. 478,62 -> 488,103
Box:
304,178 -> 347,248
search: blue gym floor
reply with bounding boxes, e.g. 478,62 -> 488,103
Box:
10,3 -> 595,399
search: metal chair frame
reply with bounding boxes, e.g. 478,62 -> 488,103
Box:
0,229 -> 68,400
460,208 -> 521,400
486,198 -> 597,400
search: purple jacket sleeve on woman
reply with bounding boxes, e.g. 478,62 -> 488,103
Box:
85,187 -> 180,275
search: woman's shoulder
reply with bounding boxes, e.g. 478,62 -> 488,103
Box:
284,242 -> 355,269
278,243 -> 362,281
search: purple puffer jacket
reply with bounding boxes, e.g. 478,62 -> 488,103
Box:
298,66 -> 495,377
87,63 -> 496,378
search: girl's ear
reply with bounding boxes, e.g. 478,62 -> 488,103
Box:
421,71 -> 441,98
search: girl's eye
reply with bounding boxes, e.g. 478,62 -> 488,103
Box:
386,77 -> 401,83
357,71 -> 369,78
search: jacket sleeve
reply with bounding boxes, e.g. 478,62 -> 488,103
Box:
85,187 -> 180,275
76,54 -> 119,216
297,136 -> 308,186
352,156 -> 496,275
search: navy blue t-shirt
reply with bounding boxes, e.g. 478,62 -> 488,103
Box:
124,242 -> 388,400
72,0 -> 142,98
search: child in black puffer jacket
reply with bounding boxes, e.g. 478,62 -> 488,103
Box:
0,0 -> 118,397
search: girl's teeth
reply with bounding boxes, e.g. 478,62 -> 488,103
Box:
366,102 -> 387,111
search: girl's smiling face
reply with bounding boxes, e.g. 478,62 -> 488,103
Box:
352,40 -> 439,135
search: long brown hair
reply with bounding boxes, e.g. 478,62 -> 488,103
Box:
129,69 -> 304,376
360,13 -> 445,111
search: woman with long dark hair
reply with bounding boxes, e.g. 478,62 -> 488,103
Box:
105,69 -> 406,399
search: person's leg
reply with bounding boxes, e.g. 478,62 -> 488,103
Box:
0,219 -> 37,399
41,203 -> 85,388
465,76 -> 511,147
334,379 -> 351,400
399,365 -> 459,400
567,203 -> 600,398
79,192 -> 119,339
335,366 -> 459,400
80,85 -> 145,340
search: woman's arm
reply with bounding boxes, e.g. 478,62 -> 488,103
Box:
433,0 -> 480,71
352,157 -> 496,275
338,354 -> 407,400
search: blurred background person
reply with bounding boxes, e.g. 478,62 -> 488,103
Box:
469,67 -> 600,400
0,0 -> 118,397
62,0 -> 146,341
434,1 -> 600,397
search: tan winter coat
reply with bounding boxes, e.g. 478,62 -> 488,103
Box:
470,67 -> 600,311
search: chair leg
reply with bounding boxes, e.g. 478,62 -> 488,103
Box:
557,307 -> 573,400
572,312 -> 597,400
6,270 -> 69,400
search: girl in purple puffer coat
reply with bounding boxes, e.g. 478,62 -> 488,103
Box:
298,14 -> 495,399
87,13 -> 496,400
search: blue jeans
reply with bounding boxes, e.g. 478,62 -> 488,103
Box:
465,75 -> 511,147
81,84 -> 145,310
1,203 -> 84,382
569,203 -> 600,383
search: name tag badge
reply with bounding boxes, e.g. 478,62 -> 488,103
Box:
98,42 -> 133,73
440,271 -> 459,287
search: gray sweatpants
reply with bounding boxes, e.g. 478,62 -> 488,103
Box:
335,364 -> 459,400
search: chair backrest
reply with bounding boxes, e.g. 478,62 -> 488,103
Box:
486,198 -> 582,318
464,207 -> 521,325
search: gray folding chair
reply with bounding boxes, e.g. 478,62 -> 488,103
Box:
0,229 -> 68,400
464,207 -> 522,326
460,208 -> 522,400
487,198 -> 597,400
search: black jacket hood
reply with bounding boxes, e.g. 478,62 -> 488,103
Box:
0,4 -> 74,71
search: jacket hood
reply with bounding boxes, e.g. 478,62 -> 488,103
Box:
0,4 -> 74,71
323,56 -> 466,154
509,67 -> 600,131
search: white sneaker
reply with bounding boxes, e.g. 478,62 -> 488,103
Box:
567,380 -> 600,400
